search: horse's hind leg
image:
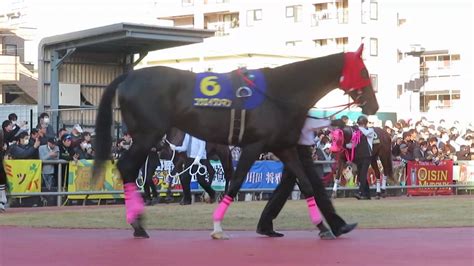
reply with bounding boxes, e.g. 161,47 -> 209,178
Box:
211,142 -> 264,240
117,132 -> 162,238
371,159 -> 383,199
0,169 -> 7,212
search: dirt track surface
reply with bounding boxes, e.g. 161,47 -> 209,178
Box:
0,227 -> 472,266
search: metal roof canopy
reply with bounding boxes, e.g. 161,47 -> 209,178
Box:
38,22 -> 214,130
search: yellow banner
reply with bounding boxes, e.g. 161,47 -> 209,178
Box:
4,160 -> 42,195
68,160 -> 123,200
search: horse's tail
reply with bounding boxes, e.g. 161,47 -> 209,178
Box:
92,73 -> 128,178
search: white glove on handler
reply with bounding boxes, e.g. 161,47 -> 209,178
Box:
169,143 -> 176,151
192,156 -> 201,165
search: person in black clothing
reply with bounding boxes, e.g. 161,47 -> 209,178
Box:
257,117 -> 357,239
8,131 -> 40,159
58,134 -> 78,189
353,116 -> 373,200
58,134 -> 76,161
0,130 -> 7,212
36,112 -> 56,140
141,145 -> 161,206
2,120 -> 21,148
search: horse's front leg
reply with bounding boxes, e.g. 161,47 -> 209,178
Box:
274,147 -> 335,239
332,154 -> 344,199
211,142 -> 264,240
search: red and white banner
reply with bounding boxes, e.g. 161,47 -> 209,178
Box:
406,160 -> 453,196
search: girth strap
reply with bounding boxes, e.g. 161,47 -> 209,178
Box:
227,109 -> 246,145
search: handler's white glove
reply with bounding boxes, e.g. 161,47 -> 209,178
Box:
192,156 -> 201,165
169,144 -> 176,151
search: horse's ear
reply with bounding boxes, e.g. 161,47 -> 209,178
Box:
356,44 -> 364,57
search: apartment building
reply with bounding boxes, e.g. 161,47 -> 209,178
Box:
143,0 -> 405,111
0,0 -> 37,104
419,50 -> 463,113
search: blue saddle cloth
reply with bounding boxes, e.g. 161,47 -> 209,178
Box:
193,69 -> 266,110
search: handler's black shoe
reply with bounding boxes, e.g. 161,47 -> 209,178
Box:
354,194 -> 371,200
257,229 -> 284,237
334,223 -> 358,237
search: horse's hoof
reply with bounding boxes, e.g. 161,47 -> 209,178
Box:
319,230 -> 336,240
210,231 -> 230,240
131,215 -> 149,239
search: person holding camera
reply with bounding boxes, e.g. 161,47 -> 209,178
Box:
39,137 -> 60,205
36,112 -> 56,140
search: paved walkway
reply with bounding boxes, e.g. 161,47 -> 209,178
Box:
0,227 -> 472,266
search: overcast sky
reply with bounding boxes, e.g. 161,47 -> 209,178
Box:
20,0 -> 473,64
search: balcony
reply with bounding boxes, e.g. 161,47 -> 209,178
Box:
0,54 -> 38,103
205,12 -> 239,36
311,9 -> 348,27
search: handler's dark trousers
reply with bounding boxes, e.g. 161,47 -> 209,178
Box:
258,145 -> 346,233
142,155 -> 161,201
179,158 -> 216,203
355,157 -> 371,198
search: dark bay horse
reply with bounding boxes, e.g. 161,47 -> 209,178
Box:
93,44 -> 379,239
330,126 -> 393,199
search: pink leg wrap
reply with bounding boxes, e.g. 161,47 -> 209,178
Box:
306,196 -> 322,225
124,183 -> 144,224
213,195 -> 233,222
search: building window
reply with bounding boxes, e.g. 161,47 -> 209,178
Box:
247,9 -> 262,26
451,54 -> 461,61
397,49 -> 403,63
4,44 -> 17,56
336,37 -> 348,51
223,13 -> 239,28
286,5 -> 302,22
182,0 -> 193,7
361,0 -> 378,23
370,38 -> 378,56
286,40 -> 302,47
370,74 -> 378,92
397,85 -> 402,99
314,39 -> 328,47
370,1 -> 378,20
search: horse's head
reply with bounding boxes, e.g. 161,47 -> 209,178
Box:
340,44 -> 379,115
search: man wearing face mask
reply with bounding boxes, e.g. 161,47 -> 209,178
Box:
36,112 -> 56,140
7,132 -> 40,159
74,138 -> 94,160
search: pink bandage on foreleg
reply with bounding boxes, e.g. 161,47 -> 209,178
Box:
124,183 -> 144,224
306,196 -> 322,225
213,195 -> 233,221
